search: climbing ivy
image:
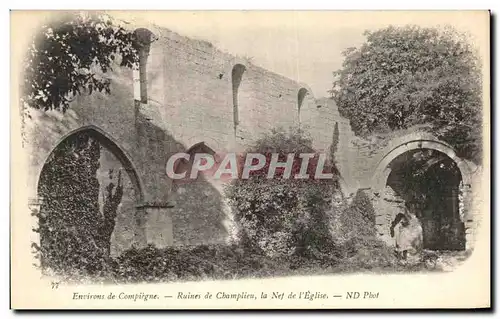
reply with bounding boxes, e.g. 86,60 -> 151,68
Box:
22,12 -> 139,113
35,132 -> 123,277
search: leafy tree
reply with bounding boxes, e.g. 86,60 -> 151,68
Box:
36,132 -> 102,275
331,26 -> 483,163
22,12 -> 140,113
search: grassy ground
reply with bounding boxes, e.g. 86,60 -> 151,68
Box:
48,247 -> 472,285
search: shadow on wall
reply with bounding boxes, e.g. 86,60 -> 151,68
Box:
168,142 -> 228,246
134,110 -> 228,247
36,109 -> 229,271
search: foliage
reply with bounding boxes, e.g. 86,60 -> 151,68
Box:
328,190 -> 399,270
109,239 -> 432,282
225,127 -> 341,259
336,237 -> 399,271
330,190 -> 376,245
112,243 -> 342,283
99,170 -> 124,258
22,12 -> 140,112
331,25 -> 483,163
34,132 -> 123,276
329,122 -> 339,163
349,189 -> 376,231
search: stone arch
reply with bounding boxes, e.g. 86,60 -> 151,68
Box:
186,141 -> 219,166
371,133 -> 472,192
33,125 -> 149,263
296,84 -> 317,128
36,125 -> 144,203
231,64 -> 247,134
184,135 -> 222,156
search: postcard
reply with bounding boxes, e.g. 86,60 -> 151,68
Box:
10,10 -> 491,309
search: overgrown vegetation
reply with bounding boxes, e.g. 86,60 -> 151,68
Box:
331,25 -> 483,164
109,241 -> 407,284
22,12 -> 140,113
329,122 -> 340,164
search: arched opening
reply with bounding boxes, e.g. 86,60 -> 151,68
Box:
297,88 -> 308,121
173,142 -> 218,176
170,142 -> 227,245
36,127 -> 143,275
385,148 -> 466,251
232,64 -> 246,135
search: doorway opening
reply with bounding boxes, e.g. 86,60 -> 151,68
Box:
386,148 -> 465,251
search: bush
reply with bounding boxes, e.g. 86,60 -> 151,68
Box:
113,244 -> 223,282
225,127 -> 341,259
111,242 -> 344,282
34,131 -> 125,279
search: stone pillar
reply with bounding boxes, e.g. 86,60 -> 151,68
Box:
136,202 -> 175,249
451,188 -> 458,217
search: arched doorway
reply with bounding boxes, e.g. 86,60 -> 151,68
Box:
36,127 -> 143,275
370,135 -> 473,251
385,149 -> 465,250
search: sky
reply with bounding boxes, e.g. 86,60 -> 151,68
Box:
14,11 -> 489,98
108,11 -> 488,98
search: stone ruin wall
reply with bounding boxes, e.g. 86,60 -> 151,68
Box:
25,24 -> 484,255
